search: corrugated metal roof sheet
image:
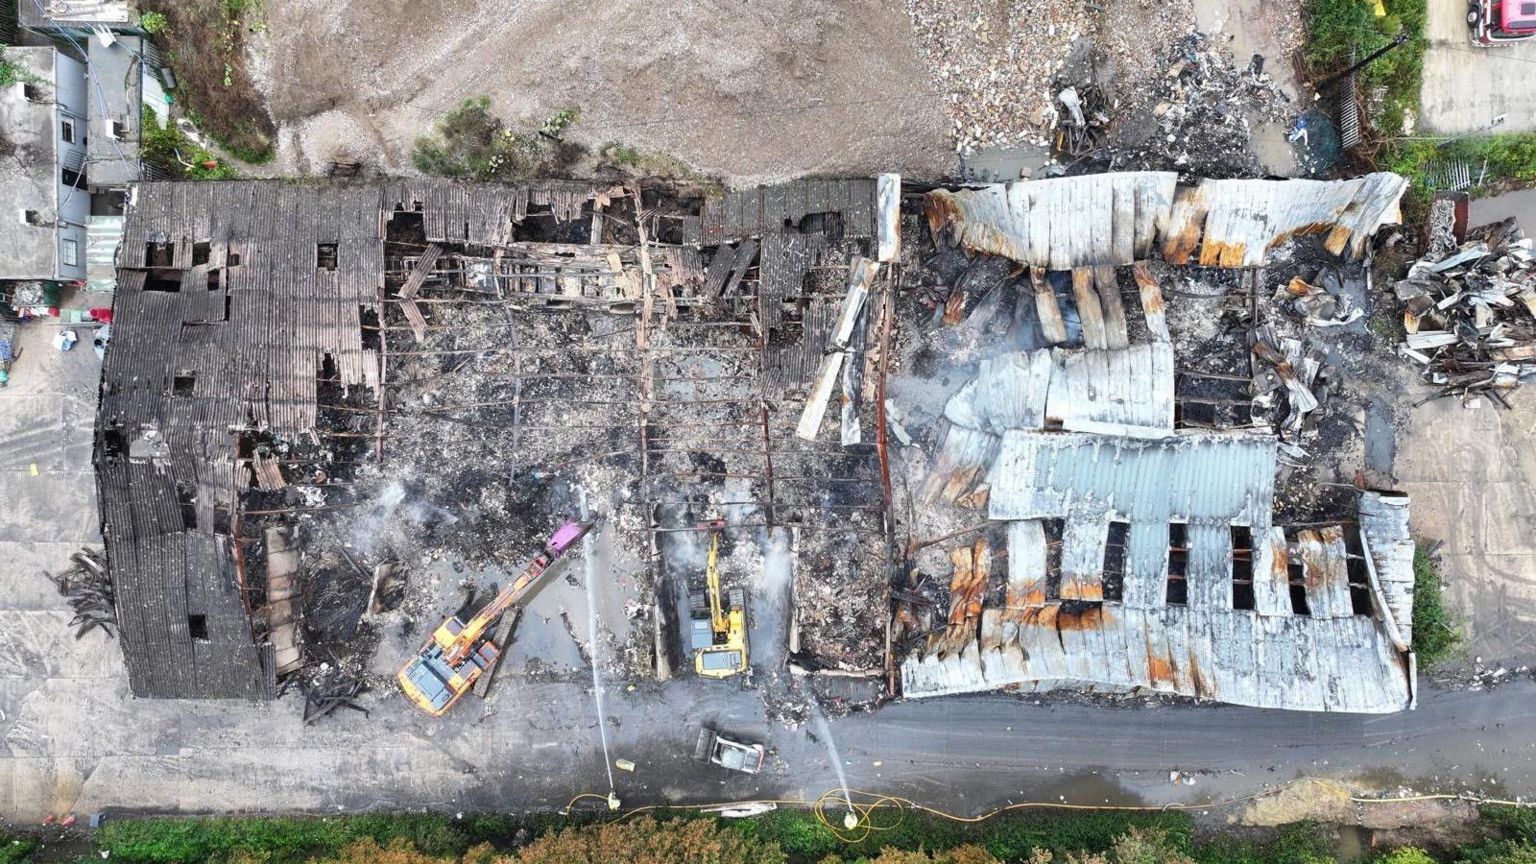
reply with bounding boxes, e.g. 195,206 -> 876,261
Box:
987,430 -> 1276,527
87,215 -> 123,293
944,343 -> 1174,439
924,172 -> 1406,269
1359,491 -> 1415,648
1163,173 -> 1407,267
901,603 -> 1411,712
925,172 -> 1178,269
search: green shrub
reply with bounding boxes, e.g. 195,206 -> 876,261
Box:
1410,544 -> 1461,667
1304,0 -> 1427,133
0,48 -> 45,90
1376,848 -> 1437,864
0,835 -> 37,864
727,809 -> 1192,863
411,97 -> 577,182
140,107 -> 241,180
140,10 -> 169,33
96,814 -> 476,864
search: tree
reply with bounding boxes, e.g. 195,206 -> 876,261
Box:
506,817 -> 785,864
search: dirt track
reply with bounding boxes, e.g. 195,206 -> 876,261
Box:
256,0 -> 955,185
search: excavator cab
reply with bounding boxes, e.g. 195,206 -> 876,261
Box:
689,527 -> 749,678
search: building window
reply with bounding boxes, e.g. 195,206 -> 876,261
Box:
188,614 -> 209,641
62,238 -> 79,267
62,118 -> 76,143
62,166 -> 86,189
23,83 -> 44,103
110,119 -> 128,139
1230,526 -> 1255,611
21,210 -> 43,226
317,243 -> 338,271
1166,522 -> 1189,606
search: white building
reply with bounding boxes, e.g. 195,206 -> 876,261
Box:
0,46 -> 90,282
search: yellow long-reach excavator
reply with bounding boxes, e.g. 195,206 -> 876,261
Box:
689,522 -> 748,678
398,519 -> 591,715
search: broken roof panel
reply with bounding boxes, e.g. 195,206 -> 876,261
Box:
924,172 -> 1405,270
924,172 -> 1179,269
1359,491 -> 1416,649
1163,173 -> 1408,267
943,343 -> 1174,439
901,606 -> 1411,711
987,431 -> 1276,527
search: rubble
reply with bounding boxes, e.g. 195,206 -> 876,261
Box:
1395,218 -> 1536,401
1099,33 -> 1292,177
903,0 -> 1196,153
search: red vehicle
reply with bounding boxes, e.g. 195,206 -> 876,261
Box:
1469,0 -> 1536,45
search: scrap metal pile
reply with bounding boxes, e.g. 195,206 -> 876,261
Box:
1396,218 -> 1536,401
45,549 -> 116,640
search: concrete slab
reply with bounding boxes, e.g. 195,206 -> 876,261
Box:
1397,391 -> 1536,665
1421,0 -> 1536,133
1471,187 -> 1536,227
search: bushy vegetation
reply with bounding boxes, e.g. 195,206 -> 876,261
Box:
0,835 -> 37,864
140,10 -> 169,33
140,107 -> 242,180
1303,0 -> 1427,135
1405,544 -> 1462,667
728,807 -> 1191,862
0,47 -> 44,90
137,0 -> 276,164
411,97 -> 582,182
83,807 -> 1536,864
1384,133 -> 1536,208
1455,806 -> 1536,864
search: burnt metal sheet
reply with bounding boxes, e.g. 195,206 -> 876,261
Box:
925,172 -> 1404,270
943,343 -> 1174,440
924,173 -> 1179,269
1162,174 -> 1407,267
1358,491 -> 1415,648
901,601 -> 1411,712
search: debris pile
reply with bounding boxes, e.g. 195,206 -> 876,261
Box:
45,549 -> 116,640
903,0 -> 1196,153
1104,33 -> 1290,177
1396,218 -> 1536,401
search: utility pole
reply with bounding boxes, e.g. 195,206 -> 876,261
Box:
1315,30 -> 1411,94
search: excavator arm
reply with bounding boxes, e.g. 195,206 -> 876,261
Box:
400,519 -> 592,715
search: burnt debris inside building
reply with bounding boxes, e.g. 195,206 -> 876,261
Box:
96,171 -> 1420,713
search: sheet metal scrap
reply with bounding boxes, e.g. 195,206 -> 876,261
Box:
1395,218 -> 1536,400
46,549 -> 116,640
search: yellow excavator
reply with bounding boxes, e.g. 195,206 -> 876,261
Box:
398,519 -> 591,715
689,523 -> 748,678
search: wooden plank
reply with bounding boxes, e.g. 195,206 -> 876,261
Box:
400,297 -> 428,343
1093,264 -> 1129,349
1030,267 -> 1067,345
721,238 -> 759,297
1130,261 -> 1169,342
1071,266 -> 1107,349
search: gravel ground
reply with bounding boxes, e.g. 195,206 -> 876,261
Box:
253,0 -> 954,185
903,0 -> 1198,153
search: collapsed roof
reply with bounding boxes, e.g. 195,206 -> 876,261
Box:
894,173 -> 1416,713
95,171 -> 1417,713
